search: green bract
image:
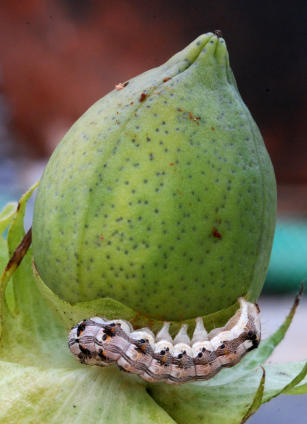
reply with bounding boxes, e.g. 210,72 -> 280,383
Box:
32,32 -> 276,321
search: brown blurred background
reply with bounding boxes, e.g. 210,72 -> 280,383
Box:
0,0 -> 306,192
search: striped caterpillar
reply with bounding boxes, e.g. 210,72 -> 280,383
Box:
68,298 -> 260,384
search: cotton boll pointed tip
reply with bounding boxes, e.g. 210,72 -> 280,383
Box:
167,31 -> 228,77
168,32 -> 214,67
174,32 -> 230,87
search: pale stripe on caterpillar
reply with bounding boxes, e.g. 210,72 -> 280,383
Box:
68,298 -> 260,384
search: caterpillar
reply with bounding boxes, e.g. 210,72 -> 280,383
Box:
68,298 -> 260,384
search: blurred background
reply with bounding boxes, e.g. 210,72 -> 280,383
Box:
0,1 -> 306,421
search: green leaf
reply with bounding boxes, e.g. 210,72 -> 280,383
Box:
263,361 -> 307,401
0,202 -> 17,270
285,379 -> 307,395
0,202 -> 17,234
148,368 -> 266,424
0,361 -> 176,424
0,202 -> 18,319
241,367 -> 265,423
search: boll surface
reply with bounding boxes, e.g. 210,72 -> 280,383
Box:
32,32 -> 276,321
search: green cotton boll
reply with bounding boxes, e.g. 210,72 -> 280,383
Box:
32,32 -> 277,321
